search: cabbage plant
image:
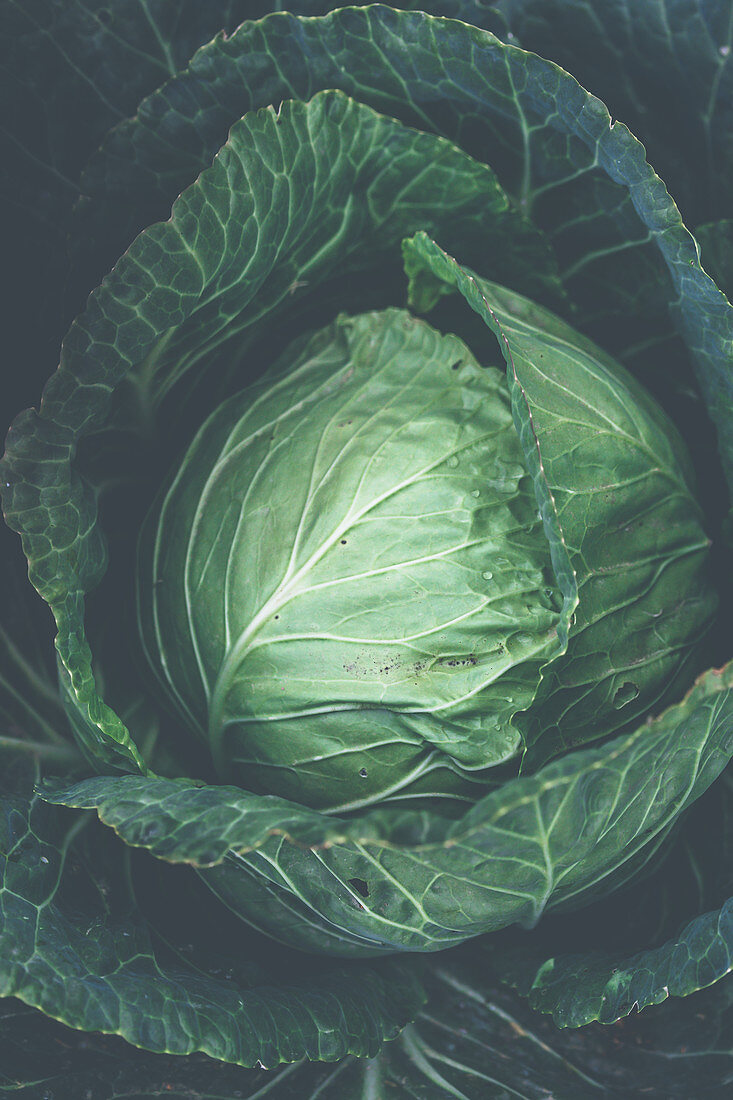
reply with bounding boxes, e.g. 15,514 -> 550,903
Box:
1,2 -> 732,1096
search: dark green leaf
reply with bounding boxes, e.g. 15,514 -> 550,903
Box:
71,7 -> 733,492
0,782 -> 425,1067
3,958 -> 733,1097
499,0 -> 733,224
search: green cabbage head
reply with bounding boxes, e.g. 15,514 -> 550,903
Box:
137,278 -> 715,815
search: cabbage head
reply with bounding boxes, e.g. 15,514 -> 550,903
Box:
1,2 -> 732,1095
138,296 -> 714,816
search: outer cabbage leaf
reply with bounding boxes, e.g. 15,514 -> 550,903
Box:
69,6 -> 733,489
0,0 -> 298,414
485,765 -> 733,1027
5,963 -> 733,1098
43,663 -> 733,956
493,897 -> 733,1028
0,755 -> 425,1068
498,0 -> 733,226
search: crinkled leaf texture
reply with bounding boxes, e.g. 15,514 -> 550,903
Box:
1,0 -> 311,415
71,4 -> 733,489
4,957 -> 733,1097
0,758 -> 425,1068
483,762 -> 733,1029
497,0 -> 733,226
494,895 -> 733,1028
